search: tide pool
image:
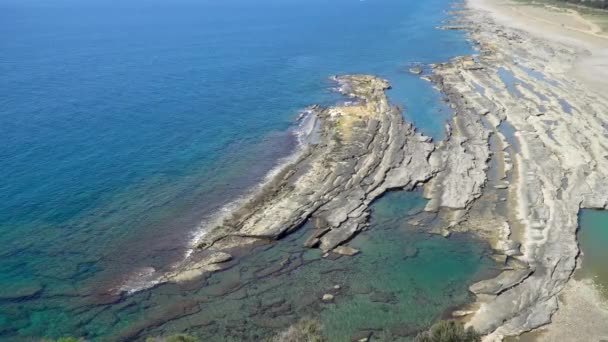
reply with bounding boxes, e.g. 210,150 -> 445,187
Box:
0,0 -> 480,339
577,209 -> 608,295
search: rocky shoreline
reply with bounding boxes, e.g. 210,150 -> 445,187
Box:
121,4 -> 608,340
147,75 -> 439,287
427,2 -> 608,340
194,75 -> 437,255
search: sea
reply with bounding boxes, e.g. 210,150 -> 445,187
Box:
0,0 -> 498,340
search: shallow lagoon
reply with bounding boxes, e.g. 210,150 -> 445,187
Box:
577,209 -> 608,295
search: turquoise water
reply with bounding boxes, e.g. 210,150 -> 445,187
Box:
0,0 -> 481,340
0,191 -> 494,341
577,209 -> 608,294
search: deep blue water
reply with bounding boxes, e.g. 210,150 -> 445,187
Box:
0,0 -> 476,339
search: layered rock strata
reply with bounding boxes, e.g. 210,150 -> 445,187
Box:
163,75 -> 437,280
428,6 -> 608,339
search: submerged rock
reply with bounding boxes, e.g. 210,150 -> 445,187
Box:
0,283 -> 43,300
332,246 -> 360,256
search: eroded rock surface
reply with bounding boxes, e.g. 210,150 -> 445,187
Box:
122,75 -> 439,288
428,5 -> 608,339
193,75 -> 437,255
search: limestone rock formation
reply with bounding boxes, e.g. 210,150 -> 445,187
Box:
195,75 -> 437,255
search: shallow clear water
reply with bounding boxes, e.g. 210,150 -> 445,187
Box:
0,191 -> 495,341
516,63 -> 559,87
558,98 -> 573,114
497,67 -> 523,97
0,0 -> 485,339
577,209 -> 608,295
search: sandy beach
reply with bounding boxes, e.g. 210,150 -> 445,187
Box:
468,0 -> 608,90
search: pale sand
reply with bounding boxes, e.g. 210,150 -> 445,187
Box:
468,0 -> 608,91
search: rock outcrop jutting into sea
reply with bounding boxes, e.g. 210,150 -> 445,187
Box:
156,75 -> 438,284
122,5 -> 608,339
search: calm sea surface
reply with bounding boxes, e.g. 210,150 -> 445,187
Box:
0,0 -> 496,340
577,210 -> 608,295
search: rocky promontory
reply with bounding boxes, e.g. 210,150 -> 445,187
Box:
158,75 -> 438,283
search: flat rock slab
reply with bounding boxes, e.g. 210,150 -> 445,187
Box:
470,268 -> 533,295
